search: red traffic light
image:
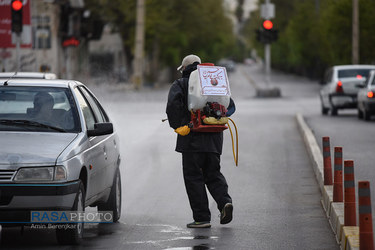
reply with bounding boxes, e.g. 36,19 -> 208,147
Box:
12,0 -> 23,11
263,20 -> 273,30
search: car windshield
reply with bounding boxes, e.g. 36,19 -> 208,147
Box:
0,86 -> 80,133
338,69 -> 372,79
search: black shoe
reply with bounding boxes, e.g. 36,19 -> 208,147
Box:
220,203 -> 233,224
186,221 -> 211,228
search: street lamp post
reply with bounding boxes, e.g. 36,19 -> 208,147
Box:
352,0 -> 359,64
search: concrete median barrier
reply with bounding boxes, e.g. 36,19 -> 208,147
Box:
341,226 -> 359,250
295,113 -> 358,250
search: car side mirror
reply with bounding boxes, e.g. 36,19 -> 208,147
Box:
87,122 -> 113,137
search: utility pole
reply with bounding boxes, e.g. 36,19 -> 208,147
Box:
352,0 -> 359,64
133,0 -> 145,90
66,14 -> 73,79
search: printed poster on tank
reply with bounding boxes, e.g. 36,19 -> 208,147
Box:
197,65 -> 231,96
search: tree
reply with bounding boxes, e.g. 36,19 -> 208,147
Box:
241,0 -> 375,80
85,0 -> 236,82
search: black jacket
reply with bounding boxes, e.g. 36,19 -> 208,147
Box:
166,63 -> 235,154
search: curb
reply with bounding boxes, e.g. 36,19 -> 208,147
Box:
295,113 -> 359,250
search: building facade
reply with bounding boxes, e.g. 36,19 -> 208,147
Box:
0,0 -> 87,79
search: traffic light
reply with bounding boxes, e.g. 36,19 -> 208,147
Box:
256,29 -> 267,44
263,20 -> 273,30
59,4 -> 70,35
255,20 -> 278,44
11,0 -> 23,33
80,10 -> 105,40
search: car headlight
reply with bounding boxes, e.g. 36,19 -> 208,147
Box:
14,166 -> 67,182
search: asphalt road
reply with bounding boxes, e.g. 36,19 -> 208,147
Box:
304,88 -> 375,228
1,64 -> 340,249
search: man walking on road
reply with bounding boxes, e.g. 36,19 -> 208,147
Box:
166,54 -> 235,228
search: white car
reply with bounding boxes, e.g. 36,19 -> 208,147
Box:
0,78 -> 121,245
320,65 -> 375,116
357,70 -> 375,120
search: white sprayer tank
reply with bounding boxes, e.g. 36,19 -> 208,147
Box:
188,65 -> 231,111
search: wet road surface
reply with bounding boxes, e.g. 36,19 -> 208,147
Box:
1,64 -> 339,249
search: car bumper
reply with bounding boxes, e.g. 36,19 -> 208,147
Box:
0,181 -> 79,224
329,93 -> 357,108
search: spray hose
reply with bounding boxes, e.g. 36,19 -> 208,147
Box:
164,114 -> 238,166
227,118 -> 238,166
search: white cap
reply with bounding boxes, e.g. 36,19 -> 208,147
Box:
177,54 -> 201,71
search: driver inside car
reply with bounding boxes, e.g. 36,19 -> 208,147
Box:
32,92 -> 56,124
30,92 -> 72,130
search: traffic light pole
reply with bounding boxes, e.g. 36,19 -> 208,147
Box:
265,43 -> 271,85
15,33 -> 20,71
263,0 -> 272,85
256,0 -> 280,97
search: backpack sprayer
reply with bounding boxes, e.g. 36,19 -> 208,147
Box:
188,63 -> 238,166
189,102 -> 228,133
163,63 -> 238,166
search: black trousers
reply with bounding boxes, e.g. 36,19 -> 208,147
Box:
182,152 -> 232,222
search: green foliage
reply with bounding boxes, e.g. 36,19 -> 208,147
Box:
242,0 -> 375,79
85,0 -> 236,80
358,0 -> 375,64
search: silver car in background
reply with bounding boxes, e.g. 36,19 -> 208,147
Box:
0,78 -> 121,245
357,70 -> 375,121
320,65 -> 375,116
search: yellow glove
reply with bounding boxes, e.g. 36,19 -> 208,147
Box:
174,125 -> 190,136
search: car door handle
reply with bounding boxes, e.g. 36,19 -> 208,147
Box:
103,147 -> 108,160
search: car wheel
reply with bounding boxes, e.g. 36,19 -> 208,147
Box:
321,102 -> 329,115
98,168 -> 122,222
56,181 -> 85,245
331,107 -> 338,116
364,109 -> 371,121
358,108 -> 363,119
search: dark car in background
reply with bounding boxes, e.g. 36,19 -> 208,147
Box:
217,59 -> 236,73
357,70 -> 375,120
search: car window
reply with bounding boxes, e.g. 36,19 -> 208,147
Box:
338,69 -> 373,79
73,87 -> 96,130
78,86 -> 109,123
0,86 -> 80,132
371,75 -> 375,86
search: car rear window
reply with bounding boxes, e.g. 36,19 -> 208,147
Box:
338,69 -> 373,79
0,86 -> 80,133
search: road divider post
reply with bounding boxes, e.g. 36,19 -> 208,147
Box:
344,160 -> 356,226
358,181 -> 374,250
322,137 -> 333,185
333,147 -> 343,202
